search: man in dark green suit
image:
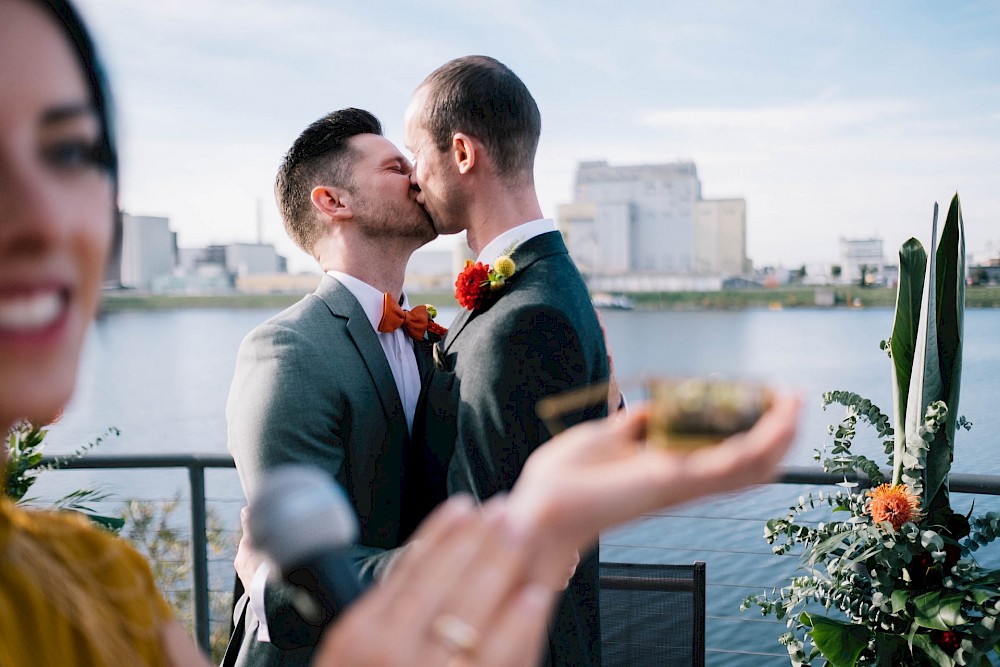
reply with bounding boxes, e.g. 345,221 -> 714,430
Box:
405,56 -> 614,667
224,109 -> 439,666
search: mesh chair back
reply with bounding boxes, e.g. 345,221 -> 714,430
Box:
600,561 -> 706,667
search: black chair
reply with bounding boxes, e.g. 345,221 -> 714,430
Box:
600,561 -> 706,667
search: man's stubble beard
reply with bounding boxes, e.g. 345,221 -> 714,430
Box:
352,191 -> 437,245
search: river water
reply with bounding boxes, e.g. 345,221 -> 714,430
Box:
33,305 -> 1000,664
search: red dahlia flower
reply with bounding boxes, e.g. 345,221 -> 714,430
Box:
455,262 -> 492,311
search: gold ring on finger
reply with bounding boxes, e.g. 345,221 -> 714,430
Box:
430,614 -> 480,654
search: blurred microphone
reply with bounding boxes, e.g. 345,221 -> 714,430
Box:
248,465 -> 366,629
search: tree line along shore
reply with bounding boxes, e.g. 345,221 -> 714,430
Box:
98,286 -> 1000,313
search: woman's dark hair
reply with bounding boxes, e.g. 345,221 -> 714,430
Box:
36,0 -> 118,185
34,0 -> 122,273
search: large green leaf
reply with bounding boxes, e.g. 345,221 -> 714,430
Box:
911,634 -> 957,667
890,237 -> 927,484
925,193 -> 966,517
873,633 -> 908,666
912,589 -> 967,630
904,204 -> 944,504
802,612 -> 870,667
890,589 -> 914,614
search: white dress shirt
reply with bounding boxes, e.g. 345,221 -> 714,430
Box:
248,270 -> 422,642
476,218 -> 556,265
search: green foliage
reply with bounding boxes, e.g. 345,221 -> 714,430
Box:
967,513 -> 1000,553
5,423 -> 47,501
5,421 -> 124,530
802,612 -> 869,667
889,237 -> 927,484
743,197 -> 1000,666
819,390 -> 893,481
890,197 -> 966,520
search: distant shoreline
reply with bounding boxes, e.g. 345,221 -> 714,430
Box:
98,291 -> 461,313
98,286 -> 1000,313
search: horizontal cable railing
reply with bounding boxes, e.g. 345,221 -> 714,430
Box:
37,455 -> 1000,663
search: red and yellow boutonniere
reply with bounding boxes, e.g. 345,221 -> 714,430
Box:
454,250 -> 518,311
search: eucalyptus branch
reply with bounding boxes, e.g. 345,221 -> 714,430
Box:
967,512 -> 1000,553
822,391 -> 894,439
899,401 -> 947,499
817,391 -> 893,483
41,425 -> 121,472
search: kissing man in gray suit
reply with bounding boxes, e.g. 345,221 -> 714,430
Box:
405,56 -> 613,667
225,108 -> 439,667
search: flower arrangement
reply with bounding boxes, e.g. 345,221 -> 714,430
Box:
743,195 -> 1000,666
454,242 -> 519,311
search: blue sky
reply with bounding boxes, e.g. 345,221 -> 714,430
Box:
76,0 -> 1000,273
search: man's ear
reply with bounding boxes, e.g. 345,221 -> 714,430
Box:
310,185 -> 352,221
452,132 -> 476,175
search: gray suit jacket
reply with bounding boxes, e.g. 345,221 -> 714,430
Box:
419,231 -> 610,667
224,275 -> 431,667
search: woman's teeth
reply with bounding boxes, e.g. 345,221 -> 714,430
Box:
0,291 -> 63,331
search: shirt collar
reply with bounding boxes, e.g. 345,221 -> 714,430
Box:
476,218 -> 556,265
326,270 -> 410,333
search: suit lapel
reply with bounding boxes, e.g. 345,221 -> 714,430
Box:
344,315 -> 404,426
444,307 -> 474,352
413,338 -> 434,383
506,230 -> 568,275
314,276 -> 408,480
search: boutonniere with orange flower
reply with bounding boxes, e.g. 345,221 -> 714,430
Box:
454,242 -> 519,311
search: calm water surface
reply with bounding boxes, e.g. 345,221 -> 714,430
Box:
35,306 -> 1000,665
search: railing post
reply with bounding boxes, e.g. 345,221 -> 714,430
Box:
189,463 -> 211,652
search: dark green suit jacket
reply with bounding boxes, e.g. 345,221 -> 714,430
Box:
224,275 -> 431,666
418,230 -> 610,667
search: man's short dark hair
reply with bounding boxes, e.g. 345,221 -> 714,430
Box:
417,56 -> 540,185
275,108 -> 382,253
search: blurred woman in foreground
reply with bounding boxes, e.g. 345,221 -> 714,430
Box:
0,1 -> 800,664
0,0 -> 208,663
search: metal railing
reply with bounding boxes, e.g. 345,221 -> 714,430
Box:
37,455 -> 1000,660
775,465 -> 1000,495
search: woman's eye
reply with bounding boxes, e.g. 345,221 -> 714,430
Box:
42,139 -> 104,171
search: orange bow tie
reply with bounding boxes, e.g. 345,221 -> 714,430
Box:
377,293 -> 429,341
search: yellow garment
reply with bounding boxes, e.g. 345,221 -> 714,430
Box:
0,497 -> 173,667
